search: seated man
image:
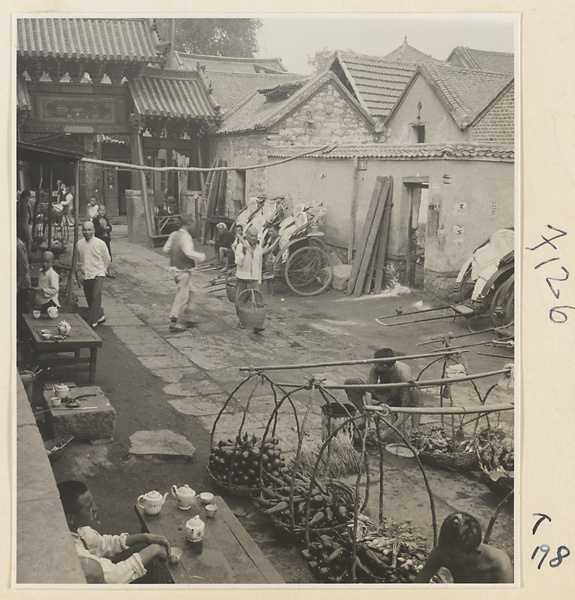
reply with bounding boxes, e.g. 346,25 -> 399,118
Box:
414,512 -> 513,583
57,480 -> 171,584
344,347 -> 422,441
214,222 -> 235,270
32,251 -> 60,313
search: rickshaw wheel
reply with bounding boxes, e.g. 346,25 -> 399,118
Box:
458,268 -> 475,304
284,246 -> 333,296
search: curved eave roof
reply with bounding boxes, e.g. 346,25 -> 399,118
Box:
130,71 -> 219,121
17,18 -> 164,63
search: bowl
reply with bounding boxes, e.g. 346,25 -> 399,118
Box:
41,333 -> 52,340
199,492 -> 214,505
41,329 -> 51,334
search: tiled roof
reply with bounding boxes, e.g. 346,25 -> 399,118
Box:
394,62 -> 513,129
383,38 -> 438,63
202,71 -> 306,113
129,67 -> 220,121
174,51 -> 286,73
268,143 -> 514,161
217,71 -> 372,134
330,51 -> 419,119
17,18 -> 163,62
447,47 -> 514,75
17,77 -> 31,112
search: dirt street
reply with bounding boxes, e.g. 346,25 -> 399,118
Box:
44,225 -> 515,583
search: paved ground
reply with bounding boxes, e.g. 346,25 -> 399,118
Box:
40,225 -> 515,583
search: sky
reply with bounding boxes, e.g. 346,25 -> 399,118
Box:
256,14 -> 516,74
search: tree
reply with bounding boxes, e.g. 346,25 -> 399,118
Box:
307,47 -> 336,74
156,18 -> 262,57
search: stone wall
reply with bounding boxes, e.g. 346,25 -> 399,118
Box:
472,85 -> 515,145
273,81 -> 374,147
208,133 -> 269,218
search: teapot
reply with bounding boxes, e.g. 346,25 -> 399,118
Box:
185,515 -> 205,543
58,320 -> 72,336
137,490 -> 168,515
47,306 -> 59,319
53,384 -> 70,399
171,484 -> 196,510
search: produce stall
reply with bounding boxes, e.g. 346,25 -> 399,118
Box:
206,351 -> 515,583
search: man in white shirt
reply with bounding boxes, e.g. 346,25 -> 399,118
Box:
163,215 -> 206,332
76,221 -> 111,327
234,225 -> 263,299
58,480 -> 171,584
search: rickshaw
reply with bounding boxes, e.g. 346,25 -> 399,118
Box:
228,195 -> 334,297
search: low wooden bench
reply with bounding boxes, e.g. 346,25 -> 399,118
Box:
135,495 -> 284,584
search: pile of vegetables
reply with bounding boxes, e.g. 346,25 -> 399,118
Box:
300,518 -> 428,583
254,472 -> 354,534
477,427 -> 514,485
409,426 -> 474,455
208,433 -> 286,489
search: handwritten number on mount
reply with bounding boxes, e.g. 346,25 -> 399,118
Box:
549,546 -> 570,568
525,225 -> 568,251
532,545 -> 551,569
549,306 -> 575,324
545,266 -> 569,299
531,514 -> 571,570
526,226 -> 574,323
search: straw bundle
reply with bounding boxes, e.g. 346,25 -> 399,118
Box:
295,436 -> 362,478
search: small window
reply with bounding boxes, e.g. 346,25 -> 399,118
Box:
413,124 -> 426,143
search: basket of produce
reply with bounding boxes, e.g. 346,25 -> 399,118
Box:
300,518 -> 428,583
235,288 -> 266,329
477,427 -> 514,493
409,426 -> 477,472
254,473 -> 357,540
207,432 -> 287,496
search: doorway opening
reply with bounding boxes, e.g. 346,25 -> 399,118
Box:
404,180 -> 429,289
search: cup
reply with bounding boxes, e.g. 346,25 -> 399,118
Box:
198,492 -> 214,505
205,504 -> 218,519
50,397 -> 61,408
32,310 -> 41,319
42,332 -> 52,340
169,547 -> 182,564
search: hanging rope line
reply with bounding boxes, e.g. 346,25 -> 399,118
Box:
80,143 -> 333,173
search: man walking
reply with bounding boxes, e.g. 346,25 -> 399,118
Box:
76,221 -> 111,328
163,215 -> 206,332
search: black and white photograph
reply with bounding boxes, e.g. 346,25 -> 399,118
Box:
14,13 -> 519,587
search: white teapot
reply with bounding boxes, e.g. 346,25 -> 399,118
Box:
47,306 -> 59,319
137,490 -> 168,515
171,484 -> 196,510
58,320 -> 72,336
53,384 -> 70,399
185,515 -> 205,543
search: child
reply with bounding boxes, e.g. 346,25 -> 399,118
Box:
87,196 -> 99,220
414,512 -> 513,583
93,205 -> 113,261
57,480 -> 172,584
33,251 -> 60,313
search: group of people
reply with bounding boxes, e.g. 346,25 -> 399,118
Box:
163,219 -> 282,332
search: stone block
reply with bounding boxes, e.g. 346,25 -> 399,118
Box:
44,387 -> 116,441
331,263 -> 353,291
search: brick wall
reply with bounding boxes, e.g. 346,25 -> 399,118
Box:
472,85 -> 514,145
272,81 -> 374,147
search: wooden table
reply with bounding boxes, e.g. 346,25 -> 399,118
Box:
22,313 -> 102,382
135,495 -> 284,584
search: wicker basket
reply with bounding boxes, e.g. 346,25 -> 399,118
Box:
207,465 -> 260,497
480,466 -> 514,493
255,479 -> 357,540
418,450 -> 478,472
236,289 -> 266,329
